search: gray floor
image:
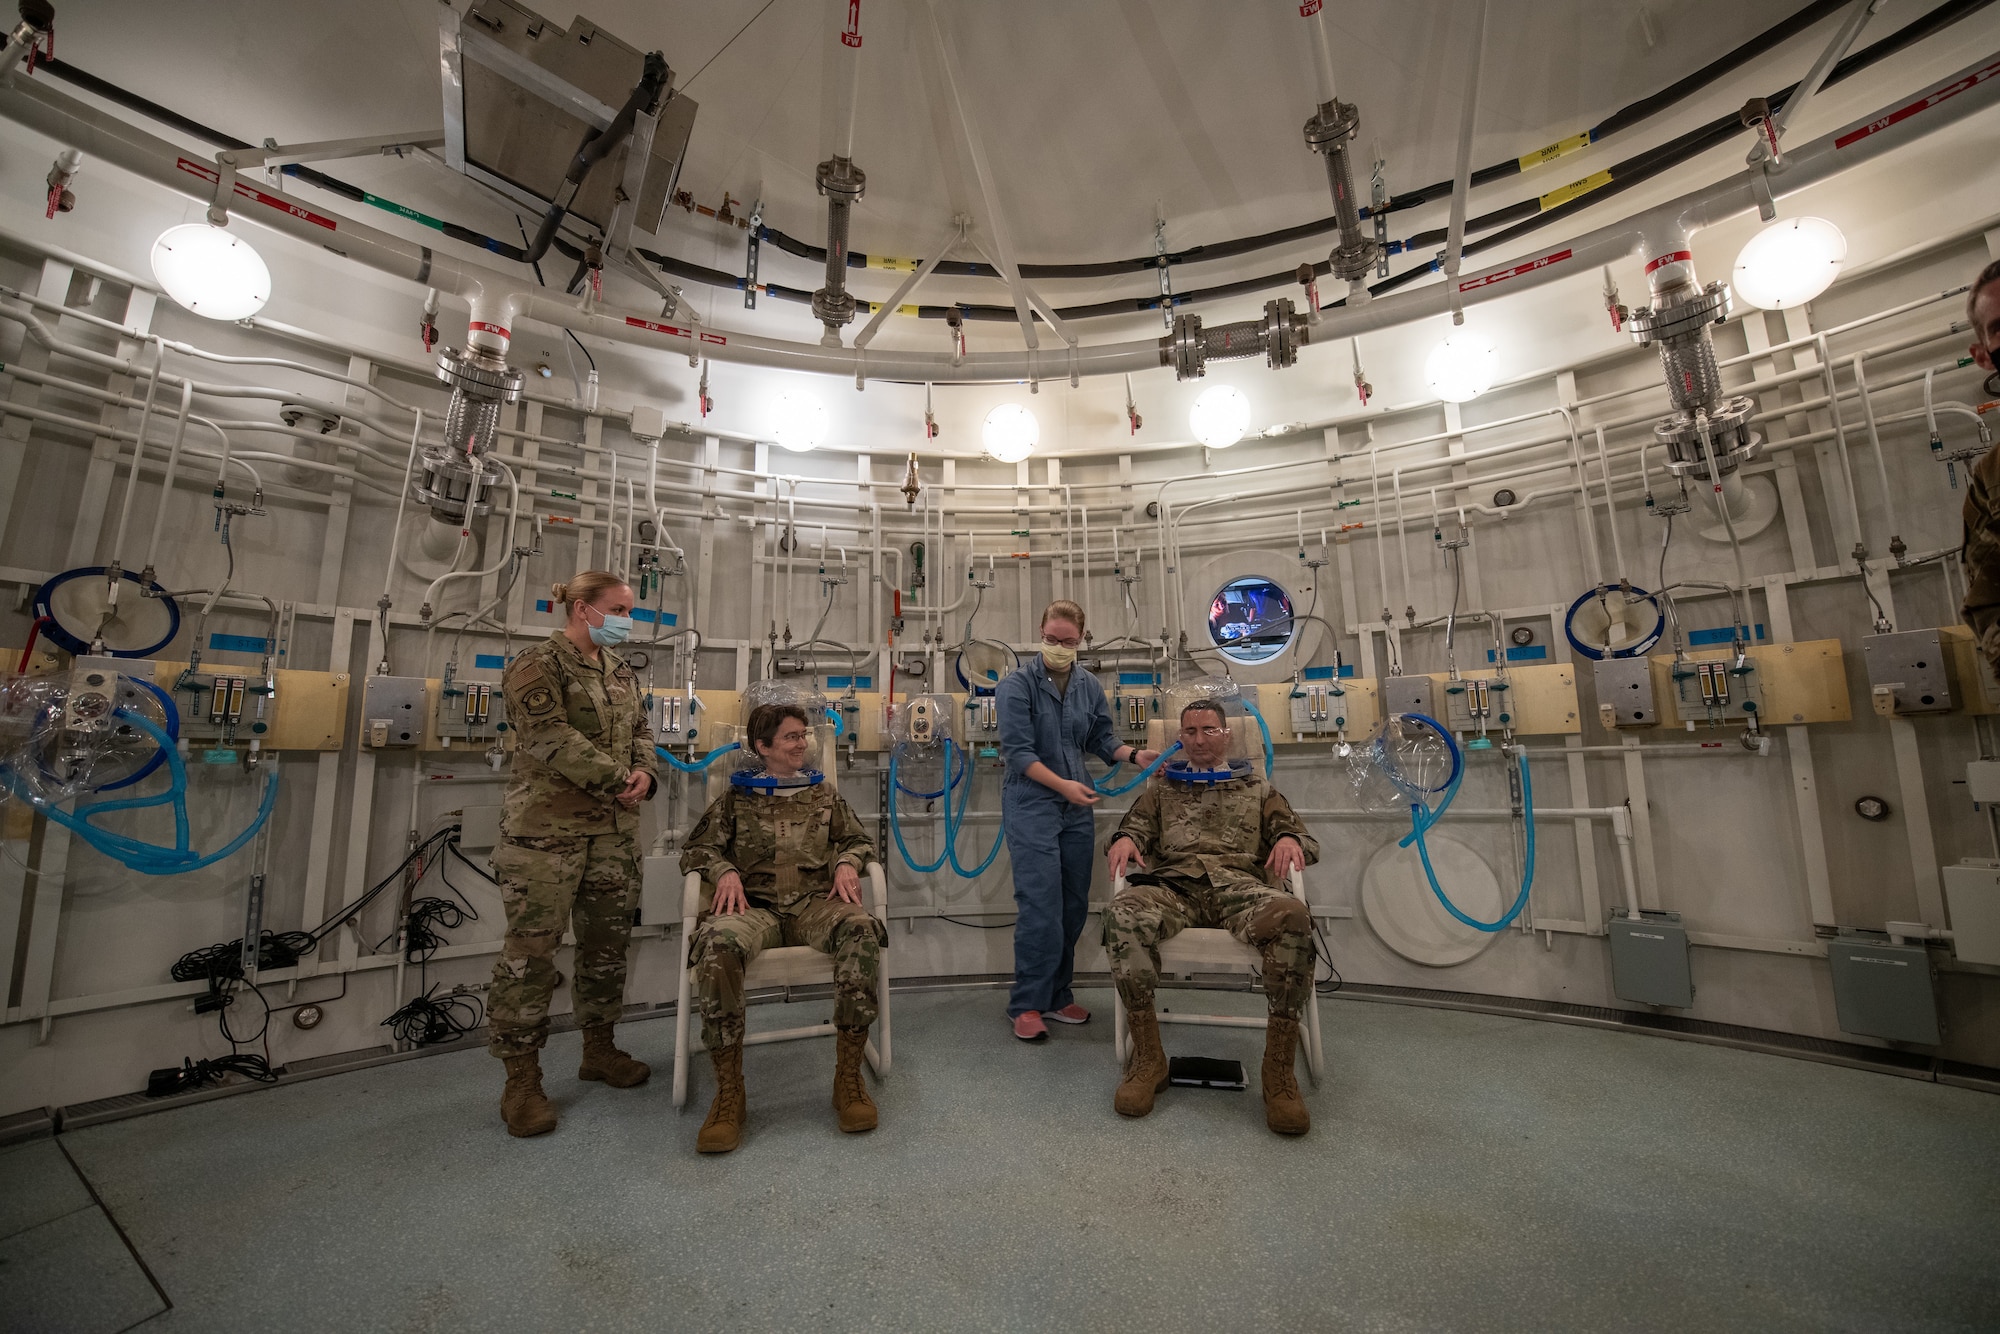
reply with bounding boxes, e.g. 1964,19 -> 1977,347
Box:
5,988 -> 1999,1334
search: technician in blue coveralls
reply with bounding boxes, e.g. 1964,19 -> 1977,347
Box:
996,599 -> 1158,1042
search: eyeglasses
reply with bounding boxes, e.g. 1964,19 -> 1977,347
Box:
1178,725 -> 1228,738
772,729 -> 810,744
1041,635 -> 1081,649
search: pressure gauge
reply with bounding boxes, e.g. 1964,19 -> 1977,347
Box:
1510,626 -> 1535,647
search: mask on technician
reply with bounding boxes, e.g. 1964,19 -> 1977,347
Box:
583,603 -> 634,647
1040,642 -> 1077,671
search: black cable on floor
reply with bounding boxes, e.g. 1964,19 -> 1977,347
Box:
382,985 -> 485,1047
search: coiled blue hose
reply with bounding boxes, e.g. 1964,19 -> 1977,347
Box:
1407,746 -> 1536,933
886,745 -> 949,874
3,709 -> 278,875
941,738 -> 1004,878
894,741 -> 967,800
655,742 -> 739,773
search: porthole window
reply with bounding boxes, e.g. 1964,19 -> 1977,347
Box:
1207,576 -> 1295,664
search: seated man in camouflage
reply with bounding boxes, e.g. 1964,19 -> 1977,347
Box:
680,703 -> 886,1154
1102,699 -> 1319,1135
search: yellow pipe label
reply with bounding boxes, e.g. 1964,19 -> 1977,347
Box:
868,256 -> 920,271
1539,168 -> 1612,211
1518,132 -> 1590,172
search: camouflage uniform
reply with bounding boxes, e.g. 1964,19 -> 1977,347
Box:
487,631 -> 659,1060
1102,773 -> 1319,1019
1963,441 -> 2000,671
680,782 -> 884,1050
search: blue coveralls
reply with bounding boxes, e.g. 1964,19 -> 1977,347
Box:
996,654 -> 1123,1019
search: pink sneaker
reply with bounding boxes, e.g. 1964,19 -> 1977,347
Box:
1043,1004 -> 1091,1025
1012,1011 -> 1049,1042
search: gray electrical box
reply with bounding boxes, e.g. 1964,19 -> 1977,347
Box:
1380,675 -> 1439,720
1609,909 -> 1693,1008
1941,862 -> 2000,967
1593,657 -> 1659,728
1827,936 -> 1940,1045
1862,629 -> 1956,714
362,675 -> 429,748
441,1 -> 697,237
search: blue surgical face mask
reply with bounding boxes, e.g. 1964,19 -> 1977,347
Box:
585,605 -> 634,647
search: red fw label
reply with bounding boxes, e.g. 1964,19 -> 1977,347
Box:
1835,56 -> 2000,149
1458,247 -> 1573,293
175,158 -> 336,230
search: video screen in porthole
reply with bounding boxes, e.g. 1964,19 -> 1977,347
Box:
1208,576 -> 1295,664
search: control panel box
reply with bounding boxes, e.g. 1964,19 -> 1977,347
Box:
1665,655 -> 1759,725
1111,686 -> 1155,738
62,657 -> 154,733
436,679 -> 507,747
1288,681 -> 1351,735
363,675 -> 428,748
1826,937 -> 1940,1045
173,669 -> 277,744
965,692 -> 999,733
1442,675 -> 1510,735
1379,674 -> 1439,720
1863,629 -> 1956,715
1593,657 -> 1658,729
1609,909 -> 1693,1008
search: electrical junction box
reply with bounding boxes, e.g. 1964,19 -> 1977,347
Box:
362,675 -> 428,748
1941,862 -> 2000,967
436,678 -> 507,747
1826,936 -> 1940,1045
1592,657 -> 1658,729
457,804 -> 503,850
639,854 -> 680,925
1965,761 -> 2000,805
1608,909 -> 1693,1008
1380,675 -> 1440,721
1863,629 -> 1957,715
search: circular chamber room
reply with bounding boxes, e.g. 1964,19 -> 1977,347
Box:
0,2 -> 1996,1331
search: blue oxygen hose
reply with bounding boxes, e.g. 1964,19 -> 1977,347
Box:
655,742 -> 739,773
4,709 -> 278,875
1094,742 -> 1179,796
941,739 -> 1005,878
887,745 -> 950,874
1408,747 -> 1536,933
894,741 -> 968,800
1242,697 -> 1275,777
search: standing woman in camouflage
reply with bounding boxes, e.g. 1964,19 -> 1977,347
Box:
488,570 -> 660,1137
680,703 -> 885,1154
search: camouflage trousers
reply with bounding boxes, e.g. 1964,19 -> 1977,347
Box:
487,832 -> 639,1060
1101,874 -> 1314,1020
690,892 -> 887,1051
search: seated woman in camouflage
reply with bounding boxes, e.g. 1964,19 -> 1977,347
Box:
680,703 -> 886,1153
1102,699 -> 1319,1135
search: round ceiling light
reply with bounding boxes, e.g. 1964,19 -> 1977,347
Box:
150,224 -> 270,321
1188,384 -> 1250,449
772,390 -> 827,453
1425,329 -> 1497,403
1731,216 -> 1847,310
983,403 -> 1038,463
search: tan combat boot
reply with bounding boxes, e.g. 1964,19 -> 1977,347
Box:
832,1026 -> 878,1133
1114,1006 -> 1170,1118
1261,1015 -> 1311,1136
577,1024 -> 651,1087
697,1043 -> 746,1154
500,1053 -> 558,1137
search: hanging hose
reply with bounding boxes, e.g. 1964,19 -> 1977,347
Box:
941,739 -> 1005,879
1408,747 -> 1536,933
1,709 -> 277,875
893,742 -> 968,800
655,741 -> 738,774
1242,697 -> 1275,778
887,745 -> 948,874
1094,742 -> 1180,796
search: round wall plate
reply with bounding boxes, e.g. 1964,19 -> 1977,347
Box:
1361,832 -> 1505,967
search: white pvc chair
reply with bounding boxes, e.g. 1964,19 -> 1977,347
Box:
1109,867 -> 1326,1085
672,861 -> 891,1109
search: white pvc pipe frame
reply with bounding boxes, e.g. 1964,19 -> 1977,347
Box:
0,49 -> 1994,384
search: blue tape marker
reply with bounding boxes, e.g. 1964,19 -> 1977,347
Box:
209,633 -> 269,654
1117,671 -> 1161,686
1303,665 -> 1336,680
201,749 -> 238,765
535,599 -> 552,613
1486,645 -> 1549,663
825,676 -> 875,690
1339,664 -> 1356,678
630,608 -> 679,625
1687,624 -> 1766,646
474,654 -> 508,670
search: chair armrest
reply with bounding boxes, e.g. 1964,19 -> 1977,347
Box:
680,870 -> 703,921
1286,867 -> 1307,903
865,860 -> 889,919
1114,875 -> 1128,895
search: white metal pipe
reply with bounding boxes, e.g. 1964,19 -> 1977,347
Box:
381,410 -> 426,602
142,378 -> 195,572
1442,1 -> 1488,315
1852,351 -> 1902,545
108,336 -> 164,565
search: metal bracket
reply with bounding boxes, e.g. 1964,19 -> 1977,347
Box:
1749,166 -> 1778,222
1154,216 -> 1173,328
744,198 -> 764,309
